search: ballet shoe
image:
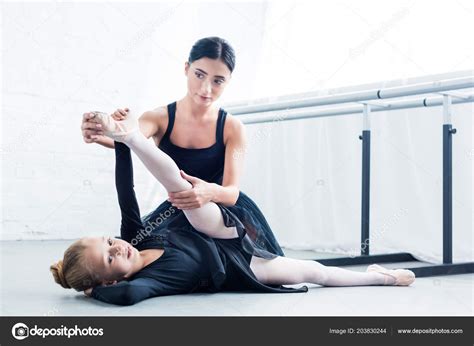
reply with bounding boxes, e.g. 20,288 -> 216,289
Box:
89,110 -> 138,142
366,264 -> 415,286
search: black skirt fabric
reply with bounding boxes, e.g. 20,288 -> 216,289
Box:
141,191 -> 309,294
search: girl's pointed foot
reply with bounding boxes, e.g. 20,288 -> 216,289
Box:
366,264 -> 415,286
90,110 -> 138,142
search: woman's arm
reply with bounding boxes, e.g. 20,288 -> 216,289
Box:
93,136 -> 116,148
168,115 -> 246,209
209,183 -> 239,207
210,114 -> 247,206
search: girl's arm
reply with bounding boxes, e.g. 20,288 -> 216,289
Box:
114,142 -> 144,243
90,278 -> 165,306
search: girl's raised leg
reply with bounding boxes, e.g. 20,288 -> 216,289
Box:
126,130 -> 239,239
92,111 -> 238,239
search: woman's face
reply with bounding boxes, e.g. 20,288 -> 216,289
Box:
185,57 -> 231,106
82,236 -> 139,284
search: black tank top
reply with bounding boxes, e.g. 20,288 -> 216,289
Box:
158,101 -> 227,185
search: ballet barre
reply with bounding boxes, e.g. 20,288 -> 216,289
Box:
225,75 -> 474,277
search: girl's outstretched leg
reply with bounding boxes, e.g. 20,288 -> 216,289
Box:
250,256 -> 415,287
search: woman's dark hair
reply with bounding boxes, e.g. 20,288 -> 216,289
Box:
188,37 -> 236,73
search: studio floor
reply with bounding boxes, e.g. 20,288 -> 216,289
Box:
1,240 -> 472,316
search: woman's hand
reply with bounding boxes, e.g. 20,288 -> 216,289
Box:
81,108 -> 129,144
81,112 -> 105,143
84,287 -> 93,297
111,107 -> 129,121
168,170 -> 215,210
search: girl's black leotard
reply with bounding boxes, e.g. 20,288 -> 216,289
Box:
91,102 -> 308,306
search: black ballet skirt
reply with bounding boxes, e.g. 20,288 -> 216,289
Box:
91,102 -> 307,306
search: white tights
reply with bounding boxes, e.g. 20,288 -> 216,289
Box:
124,131 -> 392,287
249,256 -> 393,286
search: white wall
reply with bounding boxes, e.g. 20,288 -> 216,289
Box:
1,1 -> 269,240
1,1 -> 472,262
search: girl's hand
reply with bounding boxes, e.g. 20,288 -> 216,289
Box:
84,287 -> 93,297
83,279 -> 117,297
168,171 -> 215,210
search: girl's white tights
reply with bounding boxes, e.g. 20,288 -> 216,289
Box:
125,131 -> 239,240
250,255 -> 394,286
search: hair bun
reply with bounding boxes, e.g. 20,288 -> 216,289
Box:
50,260 -> 71,289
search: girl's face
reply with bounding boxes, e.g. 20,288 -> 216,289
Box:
83,236 -> 139,284
185,57 -> 231,106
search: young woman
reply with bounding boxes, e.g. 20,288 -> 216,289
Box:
51,37 -> 415,306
